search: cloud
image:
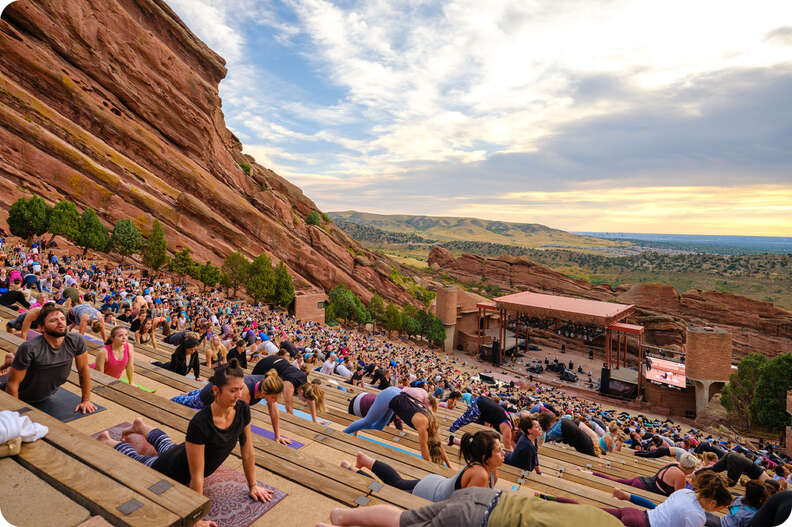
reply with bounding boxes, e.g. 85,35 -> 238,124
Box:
164,0 -> 792,234
766,26 -> 792,45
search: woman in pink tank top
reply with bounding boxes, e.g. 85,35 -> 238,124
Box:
91,326 -> 135,383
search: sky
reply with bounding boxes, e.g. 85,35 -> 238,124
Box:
166,0 -> 792,236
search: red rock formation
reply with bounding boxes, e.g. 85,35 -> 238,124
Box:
0,0 -> 417,306
428,247 -> 792,361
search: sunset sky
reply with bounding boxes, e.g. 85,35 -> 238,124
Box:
168,0 -> 792,236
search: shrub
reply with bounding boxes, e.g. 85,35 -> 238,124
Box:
238,162 -> 251,176
306,211 -> 322,226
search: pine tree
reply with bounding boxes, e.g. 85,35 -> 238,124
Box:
246,253 -> 274,305
199,261 -> 221,291
109,218 -> 142,263
8,196 -> 51,241
77,208 -> 108,255
222,250 -> 250,298
47,200 -> 80,243
272,260 -> 295,307
142,219 -> 168,271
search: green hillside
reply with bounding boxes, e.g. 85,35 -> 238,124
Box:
328,211 -> 622,249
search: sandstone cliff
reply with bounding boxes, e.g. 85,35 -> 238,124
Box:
0,0 -> 416,306
428,247 -> 792,360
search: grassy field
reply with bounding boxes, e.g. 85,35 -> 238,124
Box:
329,210 -> 624,249
378,247 -> 792,309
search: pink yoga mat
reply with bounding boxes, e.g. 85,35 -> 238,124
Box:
203,466 -> 287,527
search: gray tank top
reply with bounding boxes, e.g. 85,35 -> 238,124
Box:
411,466 -> 495,502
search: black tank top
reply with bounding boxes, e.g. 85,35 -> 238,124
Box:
640,463 -> 678,496
388,394 -> 427,429
252,355 -> 307,389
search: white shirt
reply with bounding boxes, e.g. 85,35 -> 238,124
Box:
646,489 -> 705,527
320,359 -> 336,375
336,364 -> 353,379
263,341 -> 279,355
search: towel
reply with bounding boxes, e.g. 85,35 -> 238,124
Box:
0,410 -> 48,443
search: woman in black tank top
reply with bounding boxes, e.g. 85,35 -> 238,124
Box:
252,354 -> 326,423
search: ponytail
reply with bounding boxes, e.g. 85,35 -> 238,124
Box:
257,368 -> 284,396
459,430 -> 501,466
301,379 -> 326,413
693,472 -> 732,508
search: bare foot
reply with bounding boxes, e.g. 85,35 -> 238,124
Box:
122,417 -> 154,441
340,460 -> 354,471
355,451 -> 374,470
96,431 -> 120,448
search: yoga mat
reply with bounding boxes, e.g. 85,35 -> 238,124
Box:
119,376 -> 156,393
83,334 -> 105,346
91,422 -> 132,441
250,425 -> 304,449
273,403 -> 330,426
202,466 -> 287,527
32,387 -> 106,423
357,434 -> 423,459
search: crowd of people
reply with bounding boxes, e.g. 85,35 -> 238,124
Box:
0,233 -> 791,526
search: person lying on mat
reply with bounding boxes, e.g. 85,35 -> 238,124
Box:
339,430 -> 503,502
172,367 -> 292,445
2,303 -> 97,414
90,326 -> 135,385
97,359 -> 274,526
251,352 -> 326,423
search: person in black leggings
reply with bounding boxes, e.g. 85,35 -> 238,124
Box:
559,419 -> 595,456
697,452 -> 769,486
748,490 -> 792,526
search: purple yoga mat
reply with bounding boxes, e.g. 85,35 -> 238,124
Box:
251,425 -> 304,449
203,466 -> 287,527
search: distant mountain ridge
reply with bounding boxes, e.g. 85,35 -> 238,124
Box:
328,211 -> 621,249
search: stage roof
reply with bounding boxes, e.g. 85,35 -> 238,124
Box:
494,291 -> 634,326
607,322 -> 645,335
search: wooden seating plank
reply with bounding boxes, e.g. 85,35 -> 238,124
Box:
13,439 -> 180,527
0,391 -> 209,526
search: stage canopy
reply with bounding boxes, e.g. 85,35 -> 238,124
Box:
493,291 -> 634,326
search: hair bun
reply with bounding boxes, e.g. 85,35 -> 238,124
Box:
228,358 -> 239,369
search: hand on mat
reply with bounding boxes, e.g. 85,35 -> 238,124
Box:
276,436 -> 292,445
249,484 -> 274,502
196,520 -> 218,527
75,400 -> 98,414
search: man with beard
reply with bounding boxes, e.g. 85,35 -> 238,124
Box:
2,303 -> 97,414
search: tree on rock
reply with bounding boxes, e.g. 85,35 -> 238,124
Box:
222,250 -> 250,298
199,261 -> 221,291
720,353 -> 767,428
272,260 -> 295,307
305,211 -> 321,226
383,302 -> 402,333
246,253 -> 274,305
109,218 -> 142,264
750,353 -> 792,431
328,285 -> 370,324
170,247 -> 196,285
425,315 -> 446,347
8,196 -> 51,241
78,208 -> 108,255
368,293 -> 385,326
142,219 -> 168,271
47,200 -> 80,243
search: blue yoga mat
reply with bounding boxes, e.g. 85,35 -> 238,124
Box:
270,402 -> 330,426
250,425 -> 304,449
31,387 -> 106,423
357,434 -> 422,459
